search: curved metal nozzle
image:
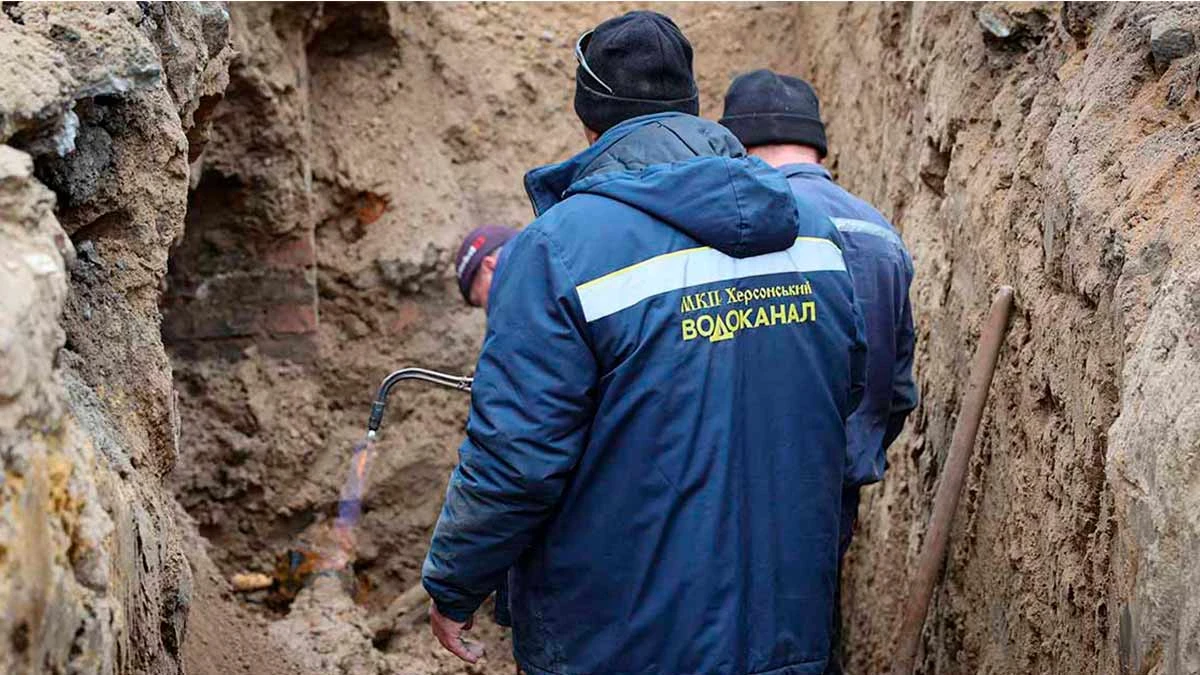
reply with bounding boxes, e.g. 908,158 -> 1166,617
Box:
365,367 -> 473,435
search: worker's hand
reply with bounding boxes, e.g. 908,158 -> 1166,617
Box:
430,602 -> 485,663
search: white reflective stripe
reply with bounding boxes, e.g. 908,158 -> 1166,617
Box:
832,217 -> 905,248
576,237 -> 845,322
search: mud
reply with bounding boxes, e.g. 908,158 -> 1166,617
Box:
2,2 -> 1197,674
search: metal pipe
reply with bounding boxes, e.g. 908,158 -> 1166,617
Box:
365,367 -> 473,437
892,286 -> 1014,674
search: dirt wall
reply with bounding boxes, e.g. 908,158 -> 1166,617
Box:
788,3 -> 1200,674
0,3 -> 230,673
159,3 -> 1200,675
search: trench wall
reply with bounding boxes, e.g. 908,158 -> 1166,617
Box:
160,3 -> 1200,675
0,3 -> 231,673
789,4 -> 1200,673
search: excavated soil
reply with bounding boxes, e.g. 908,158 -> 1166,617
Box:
2,2 -> 1198,675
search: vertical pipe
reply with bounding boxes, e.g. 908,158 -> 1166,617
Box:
892,286 -> 1014,675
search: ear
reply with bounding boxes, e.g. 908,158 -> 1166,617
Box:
482,254 -> 499,272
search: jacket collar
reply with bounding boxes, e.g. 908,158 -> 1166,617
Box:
524,112 -> 744,216
778,162 -> 833,181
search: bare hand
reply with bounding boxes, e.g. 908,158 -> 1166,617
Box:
430,602 -> 485,663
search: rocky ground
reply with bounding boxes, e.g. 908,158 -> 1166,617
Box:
2,2 -> 1198,675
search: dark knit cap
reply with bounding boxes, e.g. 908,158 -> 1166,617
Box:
719,69 -> 828,158
455,225 -> 516,304
574,11 -> 700,135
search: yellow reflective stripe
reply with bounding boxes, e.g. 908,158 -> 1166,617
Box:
575,237 -> 846,322
796,235 -> 842,250
576,244 -> 708,291
577,236 -> 839,290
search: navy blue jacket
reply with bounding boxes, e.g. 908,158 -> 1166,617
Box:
424,114 -> 867,675
780,164 -> 917,487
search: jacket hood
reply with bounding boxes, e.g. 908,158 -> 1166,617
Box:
525,113 -> 800,258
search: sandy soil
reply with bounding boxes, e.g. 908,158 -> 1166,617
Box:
1,3 -> 231,673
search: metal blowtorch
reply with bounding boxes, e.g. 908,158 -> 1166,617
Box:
365,367 -> 473,439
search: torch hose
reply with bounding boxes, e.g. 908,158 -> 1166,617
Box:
365,367 -> 473,438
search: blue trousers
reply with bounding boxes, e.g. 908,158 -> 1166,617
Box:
826,485 -> 861,675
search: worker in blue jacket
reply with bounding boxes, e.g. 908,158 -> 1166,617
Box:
423,12 -> 867,675
453,224 -> 519,629
721,69 -> 919,674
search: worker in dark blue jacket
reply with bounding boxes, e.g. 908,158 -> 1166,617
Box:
453,224 -> 520,628
423,13 -> 867,675
721,69 -> 919,674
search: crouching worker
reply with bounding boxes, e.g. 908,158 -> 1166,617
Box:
423,11 -> 866,675
721,70 -> 919,674
452,224 -> 519,630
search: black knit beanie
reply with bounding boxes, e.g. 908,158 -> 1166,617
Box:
574,11 -> 700,135
719,69 -> 828,158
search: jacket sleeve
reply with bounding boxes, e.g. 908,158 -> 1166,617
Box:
847,285 -> 868,421
882,248 -> 918,449
828,221 -> 867,421
422,228 -> 597,622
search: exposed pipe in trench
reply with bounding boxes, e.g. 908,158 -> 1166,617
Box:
235,368 -> 480,612
892,285 -> 1015,675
